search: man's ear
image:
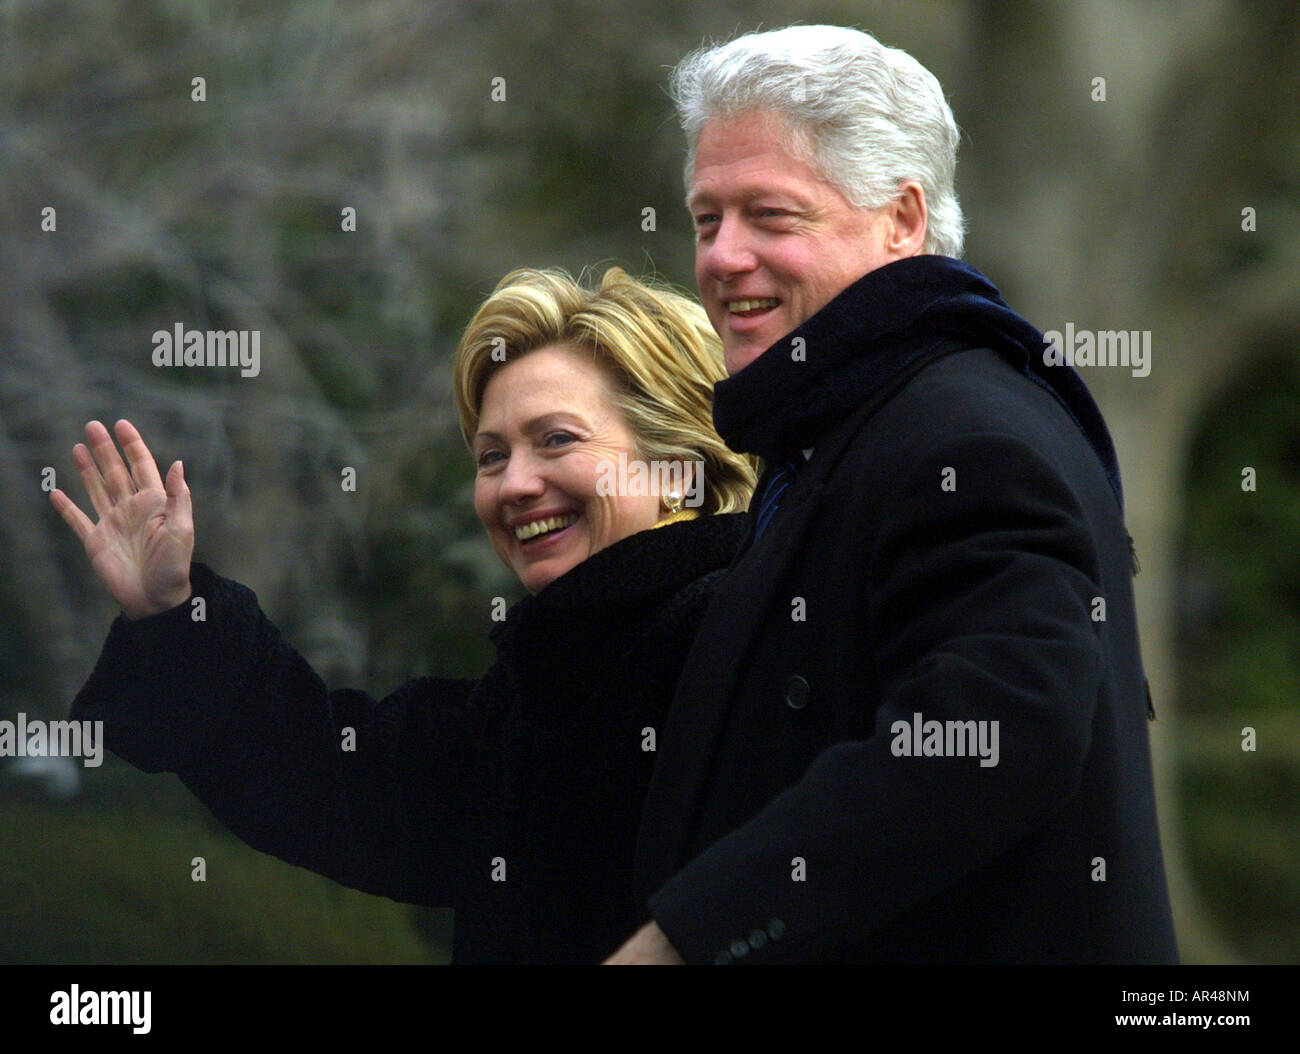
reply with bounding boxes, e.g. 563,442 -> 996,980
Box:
887,181 -> 928,257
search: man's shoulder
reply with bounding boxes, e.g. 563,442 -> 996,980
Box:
891,346 -> 1055,425
838,346 -> 1095,462
808,345 -> 1121,526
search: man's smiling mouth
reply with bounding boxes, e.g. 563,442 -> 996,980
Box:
726,298 -> 780,316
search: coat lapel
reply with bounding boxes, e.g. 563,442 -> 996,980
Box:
633,473 -> 826,906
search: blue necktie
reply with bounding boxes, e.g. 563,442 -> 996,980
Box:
753,454 -> 803,540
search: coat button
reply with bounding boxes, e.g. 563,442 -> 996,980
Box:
730,939 -> 750,958
714,950 -> 733,965
748,929 -> 768,950
784,674 -> 810,709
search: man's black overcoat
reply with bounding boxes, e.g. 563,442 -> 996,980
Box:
639,262 -> 1179,964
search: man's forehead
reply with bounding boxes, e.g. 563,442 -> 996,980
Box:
688,111 -> 822,200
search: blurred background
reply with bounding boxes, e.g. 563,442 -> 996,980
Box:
1,0 -> 1295,964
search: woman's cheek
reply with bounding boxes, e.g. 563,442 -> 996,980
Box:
472,480 -> 495,531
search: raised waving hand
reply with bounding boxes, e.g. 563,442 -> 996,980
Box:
50,419 -> 194,620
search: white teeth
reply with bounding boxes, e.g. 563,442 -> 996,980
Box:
727,298 -> 779,313
514,513 -> 577,541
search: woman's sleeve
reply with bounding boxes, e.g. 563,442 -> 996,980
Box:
69,561 -> 502,907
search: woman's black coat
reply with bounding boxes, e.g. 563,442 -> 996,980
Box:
70,512 -> 748,963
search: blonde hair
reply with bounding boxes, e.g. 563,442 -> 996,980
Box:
455,266 -> 756,514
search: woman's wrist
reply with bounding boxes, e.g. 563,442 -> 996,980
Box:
124,581 -> 193,621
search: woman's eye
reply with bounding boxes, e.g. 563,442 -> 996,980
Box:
544,432 -> 577,449
477,450 -> 505,468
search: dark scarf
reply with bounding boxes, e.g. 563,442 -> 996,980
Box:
488,512 -> 748,716
712,255 -> 1124,511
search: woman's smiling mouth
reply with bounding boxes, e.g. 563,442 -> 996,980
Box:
514,512 -> 579,542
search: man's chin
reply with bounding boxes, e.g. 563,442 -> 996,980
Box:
724,341 -> 771,375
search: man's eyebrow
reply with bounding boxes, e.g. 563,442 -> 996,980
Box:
686,189 -> 715,210
687,185 -> 812,211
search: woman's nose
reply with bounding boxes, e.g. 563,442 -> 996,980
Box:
498,449 -> 546,503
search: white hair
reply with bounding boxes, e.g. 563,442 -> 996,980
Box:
670,24 -> 965,258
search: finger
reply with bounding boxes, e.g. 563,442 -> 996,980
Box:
85,419 -> 136,503
164,460 -> 194,540
49,488 -> 96,544
115,418 -> 164,492
72,439 -> 114,520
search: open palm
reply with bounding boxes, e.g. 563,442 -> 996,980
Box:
50,419 -> 194,620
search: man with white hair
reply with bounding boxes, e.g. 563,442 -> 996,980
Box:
606,25 -> 1178,964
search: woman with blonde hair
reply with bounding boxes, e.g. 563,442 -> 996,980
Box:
56,266 -> 754,964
